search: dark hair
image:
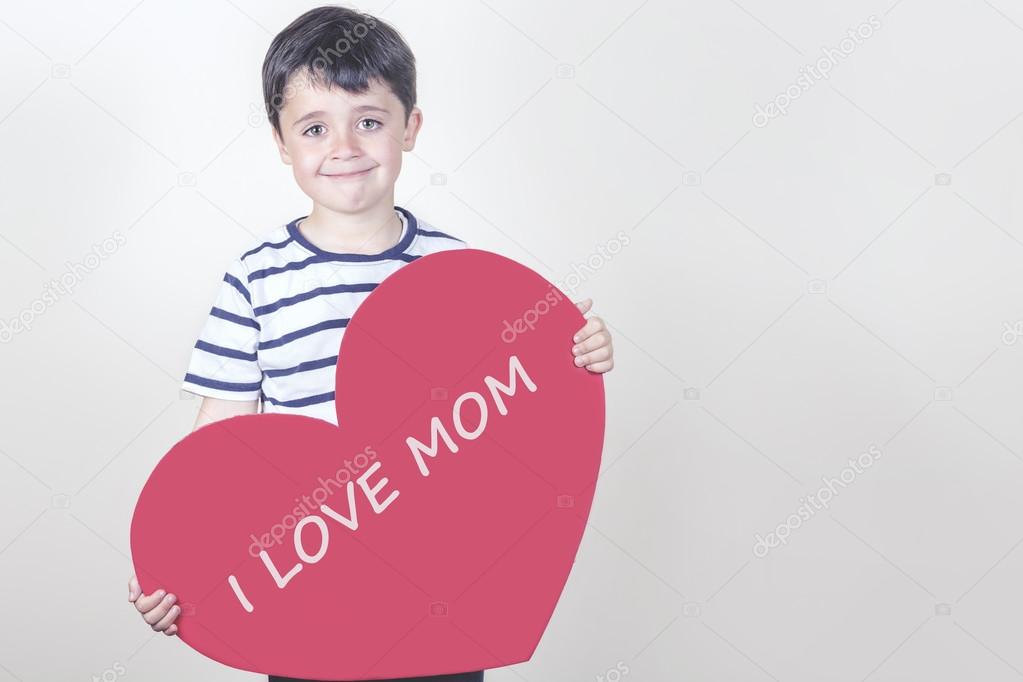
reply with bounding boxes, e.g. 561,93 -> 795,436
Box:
261,5 -> 417,135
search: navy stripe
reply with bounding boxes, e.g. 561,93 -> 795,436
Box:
184,373 -> 261,392
253,282 -> 377,317
395,253 -> 421,263
196,339 -> 257,361
224,273 -> 252,304
248,254 -> 326,282
259,318 -> 349,350
263,391 -> 335,408
285,206 -> 420,262
418,228 -> 460,241
210,306 -> 260,329
264,355 -> 338,378
241,235 -> 294,260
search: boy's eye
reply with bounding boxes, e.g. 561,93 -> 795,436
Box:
303,120 -> 380,137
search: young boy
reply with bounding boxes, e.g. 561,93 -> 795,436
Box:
127,6 -> 614,681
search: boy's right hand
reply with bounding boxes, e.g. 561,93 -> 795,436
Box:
128,574 -> 180,636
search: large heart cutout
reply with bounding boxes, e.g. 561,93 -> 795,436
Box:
130,249 -> 605,679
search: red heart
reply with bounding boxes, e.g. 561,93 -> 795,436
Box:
130,249 -> 605,679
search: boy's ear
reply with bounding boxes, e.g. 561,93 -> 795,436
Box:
401,106 -> 424,152
272,126 -> 293,166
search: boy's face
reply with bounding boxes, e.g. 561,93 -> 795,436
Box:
271,71 -> 422,215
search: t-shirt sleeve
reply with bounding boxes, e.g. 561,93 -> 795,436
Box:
181,257 -> 263,401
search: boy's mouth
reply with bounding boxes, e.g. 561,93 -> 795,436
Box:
321,166 -> 376,180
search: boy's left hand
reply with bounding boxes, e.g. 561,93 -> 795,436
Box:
572,298 -> 614,373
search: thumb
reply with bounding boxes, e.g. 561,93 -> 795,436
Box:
128,575 -> 140,602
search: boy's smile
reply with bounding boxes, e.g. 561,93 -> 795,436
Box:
321,167 -> 375,180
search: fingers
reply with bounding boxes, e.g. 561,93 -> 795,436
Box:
572,312 -> 614,373
133,587 -> 166,614
574,298 -> 593,315
574,344 -> 612,368
573,315 -> 605,343
143,595 -> 177,627
138,591 -> 175,625
152,601 -> 182,633
573,329 -> 610,356
131,579 -> 182,635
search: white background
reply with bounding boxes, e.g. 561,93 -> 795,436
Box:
1,1 -> 1023,680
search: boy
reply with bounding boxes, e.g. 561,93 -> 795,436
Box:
127,6 -> 615,681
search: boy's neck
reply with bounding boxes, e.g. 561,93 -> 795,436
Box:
298,197 -> 403,255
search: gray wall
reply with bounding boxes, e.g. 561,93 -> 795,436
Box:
1,0 -> 1022,680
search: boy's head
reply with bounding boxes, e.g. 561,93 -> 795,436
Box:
262,6 -> 422,214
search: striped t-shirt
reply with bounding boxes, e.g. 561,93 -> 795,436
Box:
181,206 -> 467,425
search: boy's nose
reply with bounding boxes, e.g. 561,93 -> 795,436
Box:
330,129 -> 362,158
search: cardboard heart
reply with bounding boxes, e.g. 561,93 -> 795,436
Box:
130,249 -> 605,679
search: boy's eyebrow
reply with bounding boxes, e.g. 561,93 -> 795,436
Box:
291,105 -> 391,128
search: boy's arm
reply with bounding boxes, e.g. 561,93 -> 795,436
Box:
191,396 -> 259,431
129,395 -> 260,638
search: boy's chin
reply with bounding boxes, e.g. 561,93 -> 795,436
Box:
314,194 -> 387,215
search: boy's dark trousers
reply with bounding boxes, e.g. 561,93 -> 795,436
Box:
268,672 -> 484,682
